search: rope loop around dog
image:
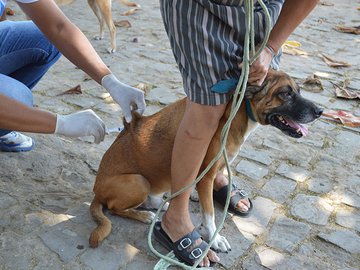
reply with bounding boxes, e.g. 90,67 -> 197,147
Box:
150,1 -> 272,269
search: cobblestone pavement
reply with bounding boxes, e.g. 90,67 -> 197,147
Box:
1,0 -> 359,269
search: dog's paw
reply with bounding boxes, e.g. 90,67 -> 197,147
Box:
107,47 -> 116,54
211,234 -> 231,253
93,35 -> 104,40
143,211 -> 156,224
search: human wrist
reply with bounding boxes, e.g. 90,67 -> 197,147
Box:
54,114 -> 65,135
265,44 -> 276,58
101,73 -> 123,94
266,40 -> 281,55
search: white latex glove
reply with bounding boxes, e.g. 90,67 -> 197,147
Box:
55,109 -> 106,144
101,73 -> 146,123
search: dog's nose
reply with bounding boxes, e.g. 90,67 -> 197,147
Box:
314,107 -> 323,118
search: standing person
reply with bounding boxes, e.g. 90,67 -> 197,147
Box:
157,0 -> 319,267
0,0 -> 145,151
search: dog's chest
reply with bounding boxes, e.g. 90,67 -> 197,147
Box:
227,119 -> 259,164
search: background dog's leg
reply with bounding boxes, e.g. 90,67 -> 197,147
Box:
95,0 -> 116,53
87,0 -> 105,40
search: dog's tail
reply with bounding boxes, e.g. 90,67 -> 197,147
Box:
89,197 -> 111,248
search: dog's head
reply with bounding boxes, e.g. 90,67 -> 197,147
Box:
245,69 -> 323,138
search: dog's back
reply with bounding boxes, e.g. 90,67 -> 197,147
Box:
95,98 -> 187,193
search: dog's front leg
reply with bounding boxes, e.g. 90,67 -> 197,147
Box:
197,174 -> 231,252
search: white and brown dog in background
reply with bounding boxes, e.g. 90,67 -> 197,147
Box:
56,0 -> 138,53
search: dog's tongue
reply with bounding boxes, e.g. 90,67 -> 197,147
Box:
284,116 -> 308,136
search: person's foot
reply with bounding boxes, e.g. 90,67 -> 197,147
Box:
161,210 -> 220,267
213,172 -> 250,213
0,132 -> 35,152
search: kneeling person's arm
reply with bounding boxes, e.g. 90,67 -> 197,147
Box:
0,94 -> 106,144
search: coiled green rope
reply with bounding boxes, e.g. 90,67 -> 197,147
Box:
150,1 -> 272,269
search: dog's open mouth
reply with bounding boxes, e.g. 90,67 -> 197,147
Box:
269,115 -> 308,138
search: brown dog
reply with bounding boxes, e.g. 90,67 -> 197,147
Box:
89,69 -> 323,251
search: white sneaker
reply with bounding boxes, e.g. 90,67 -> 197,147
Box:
0,131 -> 35,152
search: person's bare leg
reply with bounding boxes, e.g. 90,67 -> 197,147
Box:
213,171 -> 250,212
162,98 -> 226,267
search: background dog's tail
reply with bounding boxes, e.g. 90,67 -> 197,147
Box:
89,197 -> 111,248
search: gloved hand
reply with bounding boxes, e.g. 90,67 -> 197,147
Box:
55,109 -> 106,144
101,73 -> 146,123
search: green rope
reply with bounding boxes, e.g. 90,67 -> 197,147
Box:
150,1 -> 272,269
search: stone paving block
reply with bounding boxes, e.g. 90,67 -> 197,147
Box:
301,90 -> 333,108
235,160 -> 269,182
318,229 -> 360,254
238,147 -> 273,166
332,131 -> 360,163
143,105 -> 162,116
298,239 -> 360,270
93,102 -> 121,115
290,194 -> 333,225
335,130 -> 360,148
335,208 -> 360,233
263,136 -> 284,152
80,243 -> 139,270
242,253 -> 268,270
0,192 -> 17,209
254,246 -> 288,270
0,231 -> 65,270
266,217 -> 311,253
147,87 -> 180,105
62,95 -> 100,109
276,163 -> 310,182
297,136 -> 324,148
124,251 -> 160,270
339,190 -> 360,209
212,227 -> 255,269
307,176 -> 333,194
254,246 -> 334,270
260,176 -> 297,203
39,221 -> 92,263
233,197 -> 277,235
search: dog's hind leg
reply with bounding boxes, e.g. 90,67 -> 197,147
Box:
97,174 -> 155,222
87,0 -> 105,40
95,0 -> 116,53
90,174 -> 154,247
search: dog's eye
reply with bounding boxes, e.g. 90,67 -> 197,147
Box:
278,91 -> 293,100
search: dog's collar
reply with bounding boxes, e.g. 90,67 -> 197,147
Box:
245,97 -> 257,122
210,78 -> 257,122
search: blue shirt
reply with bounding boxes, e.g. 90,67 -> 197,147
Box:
1,1 -> 38,17
0,0 -> 6,17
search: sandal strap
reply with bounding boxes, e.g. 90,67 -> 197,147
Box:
173,230 -> 208,265
174,230 -> 201,251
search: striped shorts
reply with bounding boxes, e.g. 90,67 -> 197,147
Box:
160,0 -> 284,105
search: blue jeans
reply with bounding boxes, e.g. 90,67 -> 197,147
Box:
0,20 -> 61,136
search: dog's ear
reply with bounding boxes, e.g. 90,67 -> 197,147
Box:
245,84 -> 263,100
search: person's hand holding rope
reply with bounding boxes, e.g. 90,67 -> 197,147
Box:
239,44 -> 275,86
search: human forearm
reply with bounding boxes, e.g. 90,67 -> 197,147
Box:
44,24 -> 110,83
267,0 -> 319,52
18,0 -> 110,84
0,94 -> 56,133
